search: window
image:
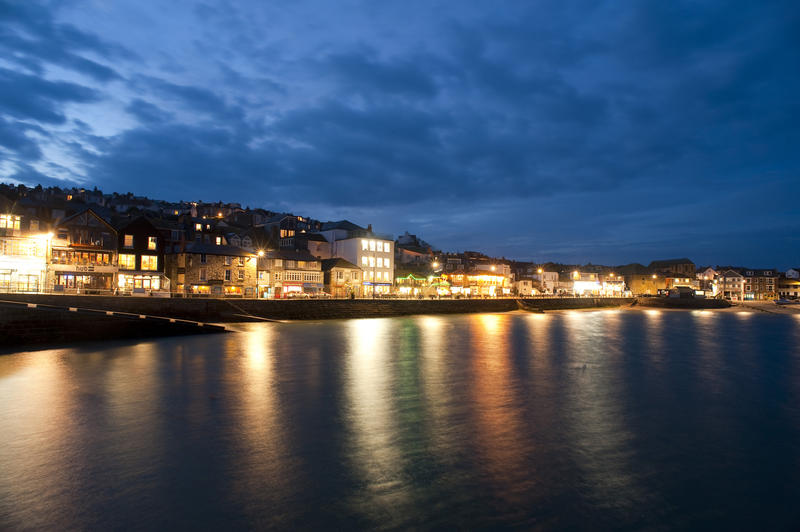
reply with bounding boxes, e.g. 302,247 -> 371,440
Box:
147,236 -> 157,250
384,259 -> 390,269
362,239 -> 368,250
369,240 -> 376,251
215,236 -> 222,246
377,257 -> 383,267
195,223 -> 202,231
337,271 -> 343,280
123,234 -> 134,248
238,270 -> 244,281
225,270 -> 231,281
224,256 -> 232,265
383,242 -> 391,253
200,253 -> 207,264
199,268 -> 207,281
141,255 -> 158,270
361,256 -> 368,266
368,256 -> 375,267
238,256 -> 244,266
0,214 -> 21,230
119,254 -> 136,269
353,272 -> 359,280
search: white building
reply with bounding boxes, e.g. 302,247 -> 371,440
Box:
317,221 -> 394,296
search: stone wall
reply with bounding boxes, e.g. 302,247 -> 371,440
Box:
0,302 -> 225,350
0,294 -> 633,322
635,297 -> 730,309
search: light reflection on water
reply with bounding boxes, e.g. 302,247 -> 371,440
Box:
1,310 -> 799,530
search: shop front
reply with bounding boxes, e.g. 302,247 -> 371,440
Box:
117,272 -> 170,297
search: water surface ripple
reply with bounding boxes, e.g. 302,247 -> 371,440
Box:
1,310 -> 799,529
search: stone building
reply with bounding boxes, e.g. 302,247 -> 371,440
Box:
321,258 -> 362,298
166,242 -> 257,297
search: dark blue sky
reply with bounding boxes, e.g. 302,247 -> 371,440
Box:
1,1 -> 798,268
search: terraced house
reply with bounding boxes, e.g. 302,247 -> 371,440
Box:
166,242 -> 257,297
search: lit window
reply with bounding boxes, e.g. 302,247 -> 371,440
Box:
141,255 -> 158,270
384,259 -> 390,269
238,270 -> 244,281
362,239 -> 368,250
119,254 -> 136,269
224,256 -> 232,265
369,240 -> 376,251
215,236 -> 222,245
195,223 -> 202,231
147,236 -> 157,250
123,234 -> 134,248
369,256 -> 375,267
361,256 -> 368,266
383,242 -> 390,253
377,257 -> 383,267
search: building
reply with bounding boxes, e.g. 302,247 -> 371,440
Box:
514,278 -> 534,296
166,243 -> 257,297
49,208 -> 118,293
116,217 -> 170,296
625,273 -> 667,296
258,249 -> 324,298
322,258 -> 362,298
649,258 -> 696,277
441,269 -> 510,297
777,275 -> 800,300
0,210 -> 50,293
740,269 -> 778,300
317,221 -> 394,296
718,269 -> 745,300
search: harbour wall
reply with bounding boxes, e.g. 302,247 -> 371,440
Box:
0,294 -> 635,322
634,297 -> 731,309
0,300 -> 226,351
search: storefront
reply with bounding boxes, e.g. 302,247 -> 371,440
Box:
117,272 -> 170,295
363,281 -> 392,296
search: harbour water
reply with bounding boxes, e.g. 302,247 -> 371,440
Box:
1,309 -> 799,529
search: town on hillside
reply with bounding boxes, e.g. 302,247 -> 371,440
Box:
1,183 -> 798,300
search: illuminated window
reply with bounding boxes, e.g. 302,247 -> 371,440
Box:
361,256 -> 368,266
369,240 -> 376,251
215,236 -> 222,245
384,259 -> 390,269
123,234 -> 134,248
147,236 -> 157,250
383,242 -> 390,253
362,239 -> 368,250
224,256 -> 232,265
141,255 -> 158,270
119,254 -> 136,269
195,223 -> 202,231
377,257 -> 383,267
0,214 -> 20,230
369,256 -> 375,267
238,270 -> 244,281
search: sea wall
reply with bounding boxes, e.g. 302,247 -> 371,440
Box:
635,297 -> 731,309
0,301 -> 226,350
0,294 -> 634,322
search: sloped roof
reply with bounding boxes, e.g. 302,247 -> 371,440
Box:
321,258 -> 360,271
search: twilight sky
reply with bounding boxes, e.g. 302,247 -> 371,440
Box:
1,1 -> 798,267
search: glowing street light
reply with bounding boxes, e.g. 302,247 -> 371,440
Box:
257,250 -> 265,257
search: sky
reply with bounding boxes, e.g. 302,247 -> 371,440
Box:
1,0 -> 798,268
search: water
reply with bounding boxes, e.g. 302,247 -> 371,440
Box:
1,309 -> 799,530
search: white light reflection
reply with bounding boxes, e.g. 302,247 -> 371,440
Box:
344,318 -> 405,505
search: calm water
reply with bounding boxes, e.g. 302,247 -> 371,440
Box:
1,309 -> 799,530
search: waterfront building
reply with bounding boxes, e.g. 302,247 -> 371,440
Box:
717,269 -> 745,300
317,221 -> 394,297
441,269 -> 509,297
786,268 -> 800,279
395,273 -> 429,297
777,275 -> 800,299
49,208 -> 118,293
740,268 -> 778,300
115,217 -> 170,296
625,272 -> 668,296
514,278 -> 535,296
166,243 -> 257,296
322,258 -> 362,298
258,249 -> 323,298
0,210 -> 51,293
